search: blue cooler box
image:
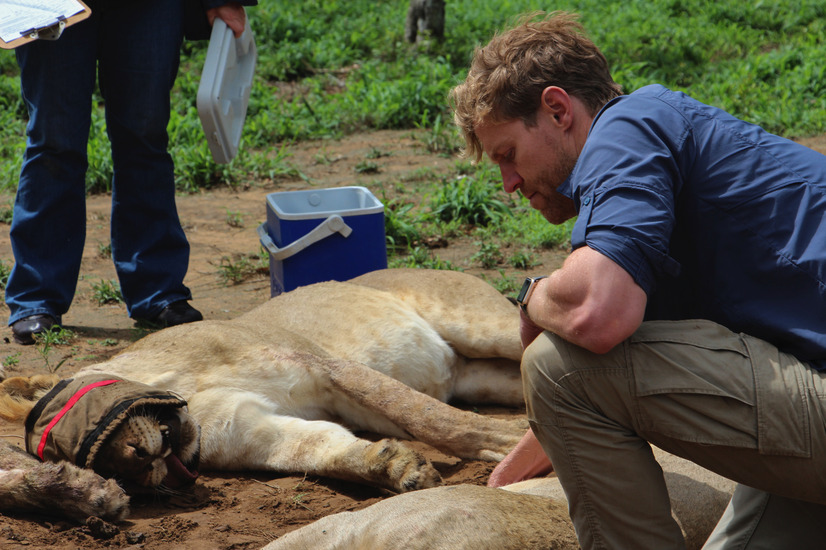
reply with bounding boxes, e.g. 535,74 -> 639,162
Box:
257,186 -> 388,296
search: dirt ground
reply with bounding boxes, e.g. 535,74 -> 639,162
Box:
0,130 -> 824,549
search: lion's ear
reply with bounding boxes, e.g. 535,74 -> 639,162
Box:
0,374 -> 59,422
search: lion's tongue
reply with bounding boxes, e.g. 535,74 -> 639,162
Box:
163,453 -> 199,489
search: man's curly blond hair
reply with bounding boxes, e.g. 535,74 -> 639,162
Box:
450,11 -> 622,162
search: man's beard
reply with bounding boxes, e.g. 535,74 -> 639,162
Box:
535,147 -> 578,225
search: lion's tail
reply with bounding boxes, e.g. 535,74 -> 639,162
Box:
0,374 -> 60,423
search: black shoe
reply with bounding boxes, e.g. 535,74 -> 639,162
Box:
11,314 -> 60,345
145,301 -> 203,328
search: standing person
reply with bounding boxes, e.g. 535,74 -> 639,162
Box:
7,0 -> 256,345
450,11 -> 826,549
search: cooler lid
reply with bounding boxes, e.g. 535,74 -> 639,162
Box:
266,186 -> 384,220
196,17 -> 257,164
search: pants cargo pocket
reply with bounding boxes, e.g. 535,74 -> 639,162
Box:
629,320 -> 760,451
744,334 -> 812,458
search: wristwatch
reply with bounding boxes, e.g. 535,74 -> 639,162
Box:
516,276 -> 547,316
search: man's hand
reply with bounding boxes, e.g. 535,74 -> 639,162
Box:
206,2 -> 247,37
488,429 -> 553,487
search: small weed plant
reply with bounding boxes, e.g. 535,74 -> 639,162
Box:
354,160 -> 380,174
429,175 -> 511,227
0,205 -> 12,224
471,241 -> 504,269
97,242 -> 112,258
0,259 -> 11,290
384,199 -> 422,251
389,245 -> 459,271
34,325 -> 75,373
2,352 -> 20,369
481,270 -> 521,295
217,251 -> 269,285
225,209 -> 245,228
509,249 -> 540,269
91,279 -> 124,305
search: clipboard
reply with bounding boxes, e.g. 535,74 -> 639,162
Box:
0,0 -> 91,49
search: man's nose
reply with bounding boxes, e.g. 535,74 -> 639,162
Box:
501,165 -> 522,193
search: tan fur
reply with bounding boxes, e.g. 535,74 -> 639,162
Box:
262,448 -> 735,550
0,440 -> 129,523
0,269 -> 526,496
0,374 -> 60,422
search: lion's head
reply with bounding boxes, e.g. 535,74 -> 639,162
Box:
23,374 -> 202,494
93,405 -> 201,493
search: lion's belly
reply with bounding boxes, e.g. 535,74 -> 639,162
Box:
319,318 -> 457,402
261,282 -> 460,401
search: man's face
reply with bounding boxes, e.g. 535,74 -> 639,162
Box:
477,115 -> 578,225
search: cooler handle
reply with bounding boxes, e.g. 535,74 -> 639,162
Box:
257,215 -> 353,261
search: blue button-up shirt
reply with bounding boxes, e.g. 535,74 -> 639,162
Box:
559,85 -> 826,369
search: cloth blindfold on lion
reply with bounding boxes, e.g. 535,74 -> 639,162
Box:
24,374 -> 198,489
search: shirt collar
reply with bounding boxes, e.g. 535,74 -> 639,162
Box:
557,175 -> 574,199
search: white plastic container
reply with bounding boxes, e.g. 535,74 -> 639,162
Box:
197,17 -> 256,164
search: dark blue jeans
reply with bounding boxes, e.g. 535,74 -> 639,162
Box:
8,0 -> 193,323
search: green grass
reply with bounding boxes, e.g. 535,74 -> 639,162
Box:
2,0 -> 823,194
1,0 -> 822,273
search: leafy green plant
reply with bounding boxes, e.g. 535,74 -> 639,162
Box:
0,205 -> 13,224
509,249 -> 540,269
415,112 -> 462,155
2,352 -> 20,369
388,245 -> 459,271
0,259 -> 11,290
481,270 -> 521,295
225,209 -> 245,228
366,147 -> 390,159
91,279 -> 124,305
354,160 -> 380,174
34,325 -> 75,373
429,175 -> 511,227
471,241 -> 504,269
497,201 -> 576,249
216,251 -> 269,285
384,198 -> 422,250
97,242 -> 112,258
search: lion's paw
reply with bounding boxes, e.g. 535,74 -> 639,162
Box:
365,439 -> 442,493
49,462 -> 131,522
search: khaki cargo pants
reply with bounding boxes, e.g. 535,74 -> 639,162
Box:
523,319 -> 826,549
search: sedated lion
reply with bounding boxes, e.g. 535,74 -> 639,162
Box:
0,268 -> 529,521
261,447 -> 735,550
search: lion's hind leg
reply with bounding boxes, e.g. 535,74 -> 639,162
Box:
452,357 -> 524,407
316,357 -> 527,461
189,388 -> 442,493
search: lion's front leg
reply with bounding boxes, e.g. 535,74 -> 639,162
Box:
189,389 -> 442,493
0,441 -> 130,523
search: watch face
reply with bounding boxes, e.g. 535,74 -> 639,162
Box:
516,278 -> 533,304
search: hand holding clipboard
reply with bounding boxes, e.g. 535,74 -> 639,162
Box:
0,0 -> 91,49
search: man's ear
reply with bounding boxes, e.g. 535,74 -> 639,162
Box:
540,86 -> 572,127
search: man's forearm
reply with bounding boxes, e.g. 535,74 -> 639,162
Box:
525,246 -> 647,353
